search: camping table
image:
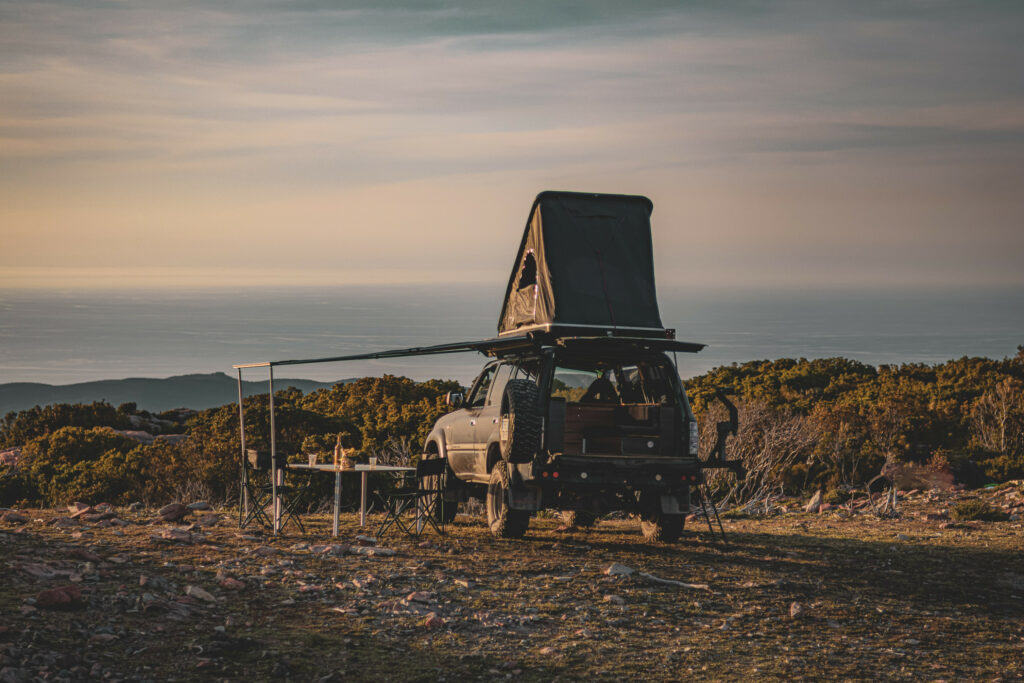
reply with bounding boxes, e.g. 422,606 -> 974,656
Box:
286,463 -> 414,537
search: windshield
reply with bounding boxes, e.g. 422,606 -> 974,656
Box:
551,355 -> 680,406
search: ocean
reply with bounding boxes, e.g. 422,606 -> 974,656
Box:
1,284 -> 1022,386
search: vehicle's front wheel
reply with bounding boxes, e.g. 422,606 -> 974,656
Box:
486,465 -> 529,538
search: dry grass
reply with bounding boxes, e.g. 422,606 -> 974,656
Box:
2,490 -> 1023,681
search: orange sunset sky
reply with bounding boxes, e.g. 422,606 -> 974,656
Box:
2,1 -> 1022,290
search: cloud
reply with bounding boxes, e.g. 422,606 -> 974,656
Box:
1,0 -> 1022,288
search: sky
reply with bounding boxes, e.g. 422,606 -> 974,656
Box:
2,0 -> 1023,290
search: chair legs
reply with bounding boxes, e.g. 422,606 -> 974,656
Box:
376,491 -> 445,539
239,468 -> 310,534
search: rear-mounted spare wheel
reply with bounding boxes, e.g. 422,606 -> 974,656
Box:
499,379 -> 541,464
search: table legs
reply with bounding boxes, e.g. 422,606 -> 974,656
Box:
333,469 -> 341,537
274,467 -> 284,534
360,471 -> 368,527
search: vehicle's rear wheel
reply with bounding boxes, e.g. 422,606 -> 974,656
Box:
640,513 -> 684,542
639,490 -> 684,542
562,510 -> 597,528
499,379 -> 541,464
486,465 -> 529,538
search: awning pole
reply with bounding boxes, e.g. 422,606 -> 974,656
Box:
237,369 -> 248,526
269,366 -> 278,535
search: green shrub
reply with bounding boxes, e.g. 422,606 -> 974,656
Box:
824,488 -> 852,505
1,401 -> 130,447
949,499 -> 1009,522
15,427 -> 141,506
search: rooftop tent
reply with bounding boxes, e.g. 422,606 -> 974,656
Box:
498,191 -> 666,337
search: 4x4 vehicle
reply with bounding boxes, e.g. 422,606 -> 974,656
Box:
421,191 -> 741,541
426,335 -> 707,540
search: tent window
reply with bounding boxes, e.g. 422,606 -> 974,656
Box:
517,251 -> 537,290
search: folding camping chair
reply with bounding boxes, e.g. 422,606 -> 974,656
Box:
239,449 -> 309,533
375,458 -> 449,539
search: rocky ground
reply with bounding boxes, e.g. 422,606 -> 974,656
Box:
2,486 -> 1023,682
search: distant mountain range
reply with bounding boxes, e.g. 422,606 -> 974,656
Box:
0,373 -> 347,415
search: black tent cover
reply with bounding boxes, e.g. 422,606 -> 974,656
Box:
498,191 -> 667,337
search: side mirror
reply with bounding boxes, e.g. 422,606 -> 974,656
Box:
445,391 -> 464,407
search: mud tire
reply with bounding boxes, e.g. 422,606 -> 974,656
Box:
639,490 -> 684,542
499,380 -> 541,464
562,510 -> 598,528
640,512 -> 684,542
486,465 -> 529,538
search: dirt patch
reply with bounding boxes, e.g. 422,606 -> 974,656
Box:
1,488 -> 1022,680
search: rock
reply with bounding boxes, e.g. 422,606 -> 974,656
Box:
539,646 -> 556,655
252,546 -> 277,557
804,490 -> 823,514
407,591 -> 433,603
352,576 -> 376,590
36,584 -> 83,610
188,501 -> 211,511
422,613 -> 443,628
69,506 -> 96,519
69,547 -> 101,562
818,503 -> 833,513
454,579 -> 475,589
604,563 -> 634,577
195,514 -> 221,528
157,503 -> 190,522
789,601 -> 804,619
1,511 -> 29,524
94,502 -> 116,512
20,562 -> 57,579
128,502 -> 143,512
348,546 -> 395,557
155,528 -> 193,544
895,533 -> 910,541
81,511 -> 116,523
219,578 -> 245,590
603,594 -> 625,606
185,585 -> 216,603
68,502 -> 90,514
354,534 -> 377,546
139,575 -> 174,592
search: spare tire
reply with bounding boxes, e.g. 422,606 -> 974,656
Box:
499,379 -> 541,464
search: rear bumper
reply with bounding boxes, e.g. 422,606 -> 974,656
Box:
518,455 -> 702,488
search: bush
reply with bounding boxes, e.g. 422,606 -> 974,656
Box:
824,488 -> 852,505
1,402 -> 130,447
949,499 -> 1009,522
15,427 -> 143,506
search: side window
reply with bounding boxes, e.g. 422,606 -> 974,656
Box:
517,251 -> 537,290
486,363 -> 515,406
468,364 -> 497,408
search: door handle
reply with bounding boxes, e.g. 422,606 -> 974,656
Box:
492,418 -> 498,424
469,420 -> 476,426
